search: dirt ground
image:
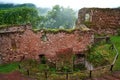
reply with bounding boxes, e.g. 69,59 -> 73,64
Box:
0,71 -> 36,80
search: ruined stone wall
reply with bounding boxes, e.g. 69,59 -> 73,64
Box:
0,25 -> 93,63
77,8 -> 120,35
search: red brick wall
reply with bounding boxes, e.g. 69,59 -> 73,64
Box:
0,26 -> 93,63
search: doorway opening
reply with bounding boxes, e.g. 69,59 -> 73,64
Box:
39,54 -> 46,64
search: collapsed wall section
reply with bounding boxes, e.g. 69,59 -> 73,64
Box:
76,8 -> 120,35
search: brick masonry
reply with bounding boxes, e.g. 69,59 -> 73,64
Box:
76,8 -> 120,35
0,25 -> 93,63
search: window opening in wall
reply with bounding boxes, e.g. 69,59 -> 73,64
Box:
41,33 -> 48,42
39,54 -> 46,64
85,13 -> 90,22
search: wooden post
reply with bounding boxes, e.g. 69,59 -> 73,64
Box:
66,72 -> 68,80
44,71 -> 48,80
73,56 -> 74,71
89,70 -> 92,78
18,64 -> 21,69
110,64 -> 114,72
27,69 -> 30,76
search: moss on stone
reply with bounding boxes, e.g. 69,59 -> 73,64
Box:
33,28 -> 82,34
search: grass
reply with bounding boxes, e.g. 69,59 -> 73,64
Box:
111,36 -> 120,71
87,35 -> 120,70
87,40 -> 116,67
0,62 -> 19,73
88,35 -> 120,70
33,28 -> 78,34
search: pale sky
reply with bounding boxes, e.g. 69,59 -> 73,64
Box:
0,0 -> 120,10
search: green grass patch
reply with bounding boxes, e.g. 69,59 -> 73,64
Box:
87,35 -> 120,70
111,36 -> 120,71
0,62 -> 19,73
87,41 -> 115,67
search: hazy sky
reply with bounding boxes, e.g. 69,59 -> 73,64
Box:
0,0 -> 120,9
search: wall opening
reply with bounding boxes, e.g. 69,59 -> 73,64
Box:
85,13 -> 90,22
39,54 -> 46,64
41,34 -> 48,42
75,54 -> 85,58
73,53 -> 86,71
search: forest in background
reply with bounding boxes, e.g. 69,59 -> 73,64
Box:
0,3 -> 77,29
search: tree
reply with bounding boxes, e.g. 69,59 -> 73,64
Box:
0,3 -> 76,29
0,3 -> 36,9
45,5 -> 76,29
0,7 -> 39,28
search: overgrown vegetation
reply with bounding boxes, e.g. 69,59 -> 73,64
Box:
0,62 -> 19,73
19,59 -> 87,80
87,38 -> 116,67
86,35 -> 120,71
0,7 -> 39,28
111,36 -> 120,71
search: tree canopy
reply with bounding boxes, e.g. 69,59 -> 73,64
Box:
0,3 -> 36,9
45,5 -> 76,29
0,3 -> 77,29
0,7 -> 39,28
